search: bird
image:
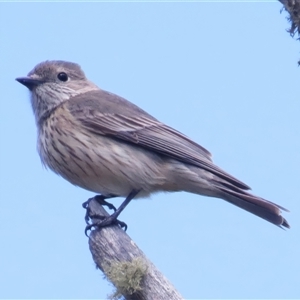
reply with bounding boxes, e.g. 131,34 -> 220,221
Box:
16,60 -> 289,230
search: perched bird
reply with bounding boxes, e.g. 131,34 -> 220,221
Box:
16,60 -> 289,230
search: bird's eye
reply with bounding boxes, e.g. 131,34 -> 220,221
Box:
57,72 -> 68,82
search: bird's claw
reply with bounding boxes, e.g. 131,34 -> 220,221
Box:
84,216 -> 128,237
83,195 -> 127,237
83,195 -> 117,225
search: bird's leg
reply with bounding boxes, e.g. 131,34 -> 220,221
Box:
82,194 -> 118,225
84,189 -> 140,236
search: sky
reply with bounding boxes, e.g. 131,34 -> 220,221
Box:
0,2 -> 299,299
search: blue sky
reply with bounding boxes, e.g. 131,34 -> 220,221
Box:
0,2 -> 299,299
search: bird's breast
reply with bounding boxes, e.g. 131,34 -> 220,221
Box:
37,106 -> 168,197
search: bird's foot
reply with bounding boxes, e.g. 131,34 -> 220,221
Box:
83,194 -> 127,236
82,194 -> 117,225
83,189 -> 140,237
84,213 -> 127,236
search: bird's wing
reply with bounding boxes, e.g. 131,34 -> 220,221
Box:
67,90 -> 250,190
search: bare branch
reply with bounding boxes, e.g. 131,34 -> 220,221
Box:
86,198 -> 184,300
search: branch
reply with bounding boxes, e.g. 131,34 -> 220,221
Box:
86,198 -> 184,300
279,0 -> 300,38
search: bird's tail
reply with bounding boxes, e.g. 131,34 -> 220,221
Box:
212,180 -> 290,228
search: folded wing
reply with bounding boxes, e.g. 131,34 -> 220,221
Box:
68,90 -> 250,190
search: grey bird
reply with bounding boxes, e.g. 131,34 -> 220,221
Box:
16,60 -> 289,230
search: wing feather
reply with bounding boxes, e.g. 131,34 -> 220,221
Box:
67,90 -> 250,190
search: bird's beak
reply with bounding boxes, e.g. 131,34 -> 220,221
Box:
16,77 -> 43,90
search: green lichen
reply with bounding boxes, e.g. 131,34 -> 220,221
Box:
103,257 -> 148,300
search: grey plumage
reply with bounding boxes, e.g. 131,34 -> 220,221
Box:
16,60 -> 290,229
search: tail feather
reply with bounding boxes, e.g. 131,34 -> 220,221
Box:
216,185 -> 290,229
